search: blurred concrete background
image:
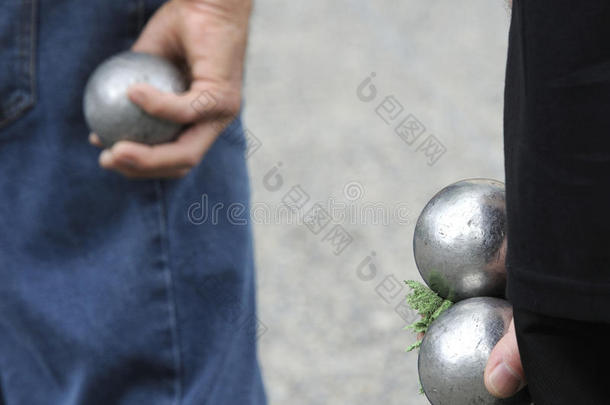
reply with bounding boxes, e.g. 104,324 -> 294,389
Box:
243,1 -> 511,404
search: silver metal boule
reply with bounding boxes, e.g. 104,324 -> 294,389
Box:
83,51 -> 188,147
418,297 -> 532,405
413,179 -> 507,301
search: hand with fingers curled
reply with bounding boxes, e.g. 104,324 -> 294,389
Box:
90,0 -> 252,179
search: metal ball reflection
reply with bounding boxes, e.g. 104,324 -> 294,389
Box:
413,179 -> 507,301
418,297 -> 531,405
83,51 -> 188,147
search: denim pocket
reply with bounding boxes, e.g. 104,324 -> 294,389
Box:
0,0 -> 37,129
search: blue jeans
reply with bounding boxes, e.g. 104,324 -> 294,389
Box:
0,1 -> 266,404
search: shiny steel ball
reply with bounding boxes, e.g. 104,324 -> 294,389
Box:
413,179 -> 507,301
418,297 -> 531,405
83,51 -> 188,147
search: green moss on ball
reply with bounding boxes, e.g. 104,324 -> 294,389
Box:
404,280 -> 453,352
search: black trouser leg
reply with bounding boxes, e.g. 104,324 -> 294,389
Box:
513,308 -> 610,405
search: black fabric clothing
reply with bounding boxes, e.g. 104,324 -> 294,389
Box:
504,0 -> 610,323
513,308 -> 610,405
505,2 -> 610,404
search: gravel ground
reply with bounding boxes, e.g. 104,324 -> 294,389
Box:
243,1 -> 511,404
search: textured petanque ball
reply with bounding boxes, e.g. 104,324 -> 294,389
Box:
413,179 -> 507,301
83,51 -> 188,147
418,297 -> 532,405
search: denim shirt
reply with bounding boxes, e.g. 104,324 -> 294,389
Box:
0,1 -> 266,404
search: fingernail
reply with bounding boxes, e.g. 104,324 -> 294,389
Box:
116,157 -> 137,168
489,362 -> 523,397
99,150 -> 113,166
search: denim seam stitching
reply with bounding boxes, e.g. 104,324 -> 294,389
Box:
155,180 -> 183,405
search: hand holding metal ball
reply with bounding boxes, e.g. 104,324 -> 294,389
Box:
408,179 -> 531,404
83,51 -> 188,147
418,298 -> 531,405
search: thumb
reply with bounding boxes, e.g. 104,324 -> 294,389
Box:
484,318 -> 527,398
